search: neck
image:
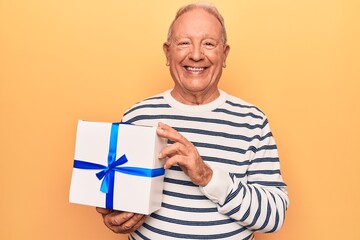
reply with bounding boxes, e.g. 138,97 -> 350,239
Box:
170,88 -> 220,105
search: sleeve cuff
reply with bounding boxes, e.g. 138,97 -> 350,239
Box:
199,167 -> 232,205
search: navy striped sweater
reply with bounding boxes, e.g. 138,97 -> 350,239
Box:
123,90 -> 289,240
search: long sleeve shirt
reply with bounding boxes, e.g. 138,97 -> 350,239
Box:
123,90 -> 289,240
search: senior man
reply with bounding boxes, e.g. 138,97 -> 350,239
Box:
97,2 -> 289,240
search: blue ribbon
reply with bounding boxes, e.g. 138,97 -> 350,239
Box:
73,122 -> 165,209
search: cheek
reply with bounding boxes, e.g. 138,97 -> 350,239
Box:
170,49 -> 189,62
209,52 -> 224,64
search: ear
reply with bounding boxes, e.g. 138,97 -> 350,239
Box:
163,42 -> 171,66
222,44 -> 230,68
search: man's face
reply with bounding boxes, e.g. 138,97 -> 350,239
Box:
163,8 -> 230,101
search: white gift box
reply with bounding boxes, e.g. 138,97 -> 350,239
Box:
69,120 -> 167,214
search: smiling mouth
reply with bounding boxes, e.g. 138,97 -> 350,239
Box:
184,66 -> 208,73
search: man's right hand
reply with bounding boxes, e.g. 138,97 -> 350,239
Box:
96,207 -> 147,234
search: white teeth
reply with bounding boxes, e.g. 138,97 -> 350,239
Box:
186,67 -> 205,72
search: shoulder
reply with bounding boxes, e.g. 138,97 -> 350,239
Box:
122,91 -> 170,121
221,91 -> 267,121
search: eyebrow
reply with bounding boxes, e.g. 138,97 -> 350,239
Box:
173,35 -> 220,42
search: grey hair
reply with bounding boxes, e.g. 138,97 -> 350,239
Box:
166,2 -> 228,44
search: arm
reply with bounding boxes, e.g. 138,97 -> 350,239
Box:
157,120 -> 289,232
200,149 -> 288,232
202,118 -> 288,232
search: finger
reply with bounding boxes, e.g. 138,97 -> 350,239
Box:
163,155 -> 184,169
157,122 -> 188,144
159,142 -> 186,159
105,211 -> 134,227
121,214 -> 147,231
107,214 -> 146,234
132,215 -> 148,230
96,207 -> 113,215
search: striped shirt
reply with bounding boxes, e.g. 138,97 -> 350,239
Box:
123,90 -> 289,240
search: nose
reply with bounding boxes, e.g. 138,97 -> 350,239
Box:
188,44 -> 204,61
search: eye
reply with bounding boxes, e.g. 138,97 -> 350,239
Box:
203,40 -> 217,49
178,41 -> 190,47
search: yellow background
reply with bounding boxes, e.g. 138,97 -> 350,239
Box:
1,0 -> 359,239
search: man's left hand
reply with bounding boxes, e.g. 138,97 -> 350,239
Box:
156,122 -> 213,186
